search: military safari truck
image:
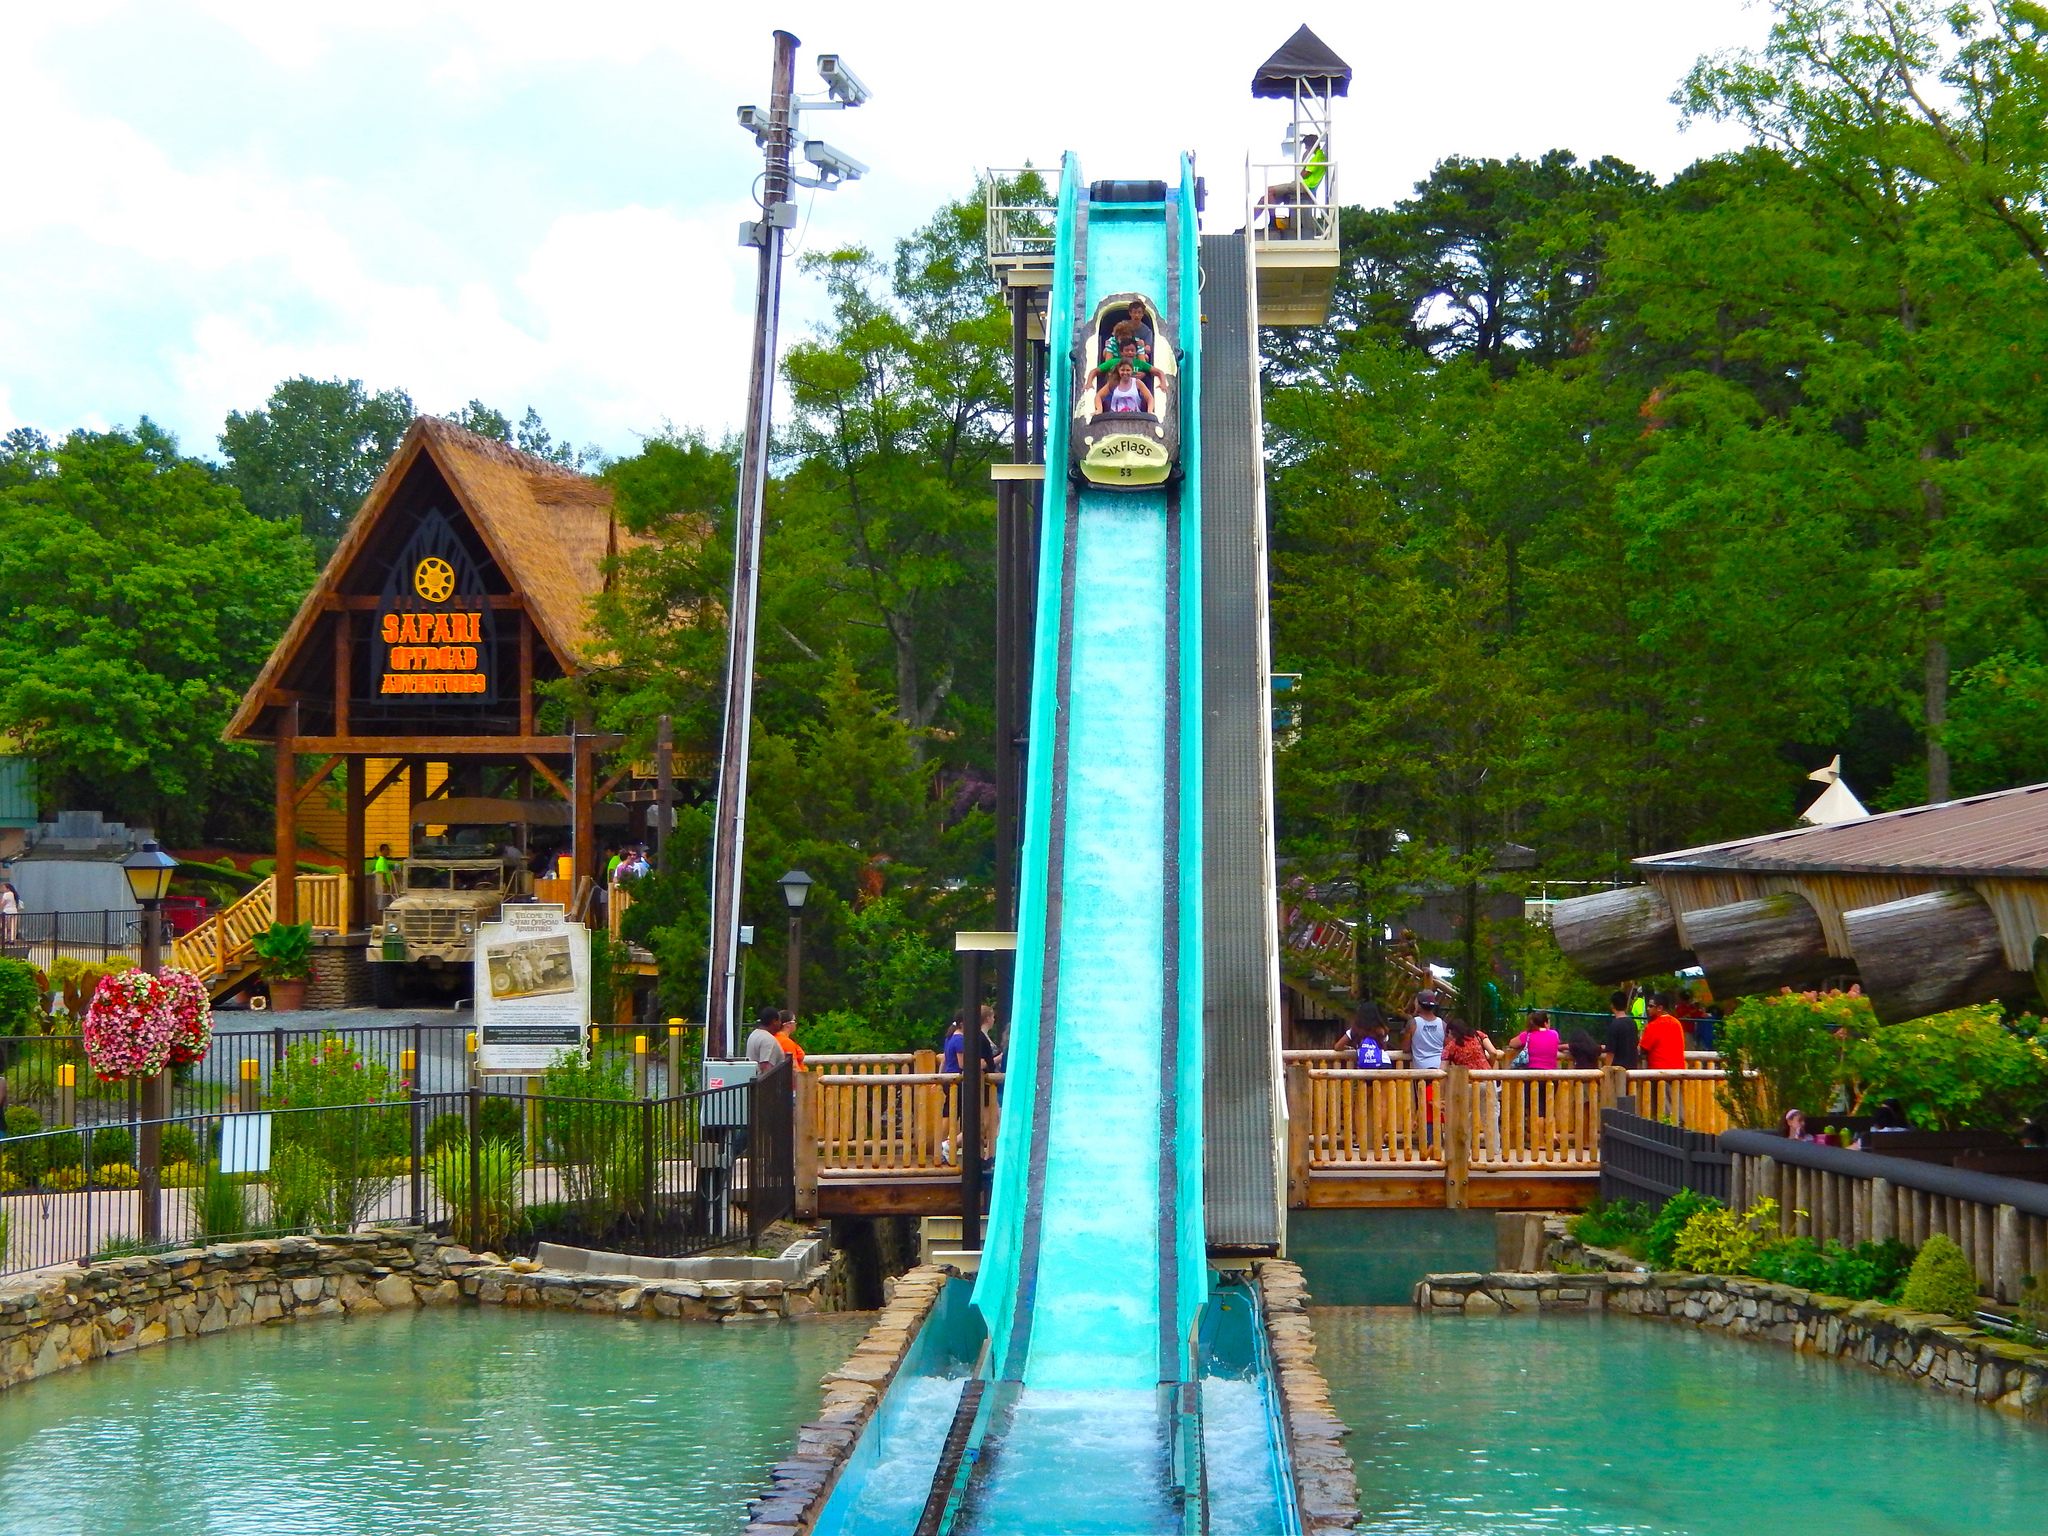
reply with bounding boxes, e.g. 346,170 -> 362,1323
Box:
370,799 -> 545,1001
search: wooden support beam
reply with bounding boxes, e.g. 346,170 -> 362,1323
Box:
524,754 -> 572,803
518,615 -> 535,737
1686,891 -> 1838,996
573,735 -> 597,892
1548,885 -> 1693,984
325,594 -> 527,611
344,756 -> 366,931
363,758 -> 410,805
292,754 -> 343,809
595,761 -> 634,802
275,734 -> 622,755
274,703 -> 300,927
333,609 -> 351,737
1844,889 -> 2030,1022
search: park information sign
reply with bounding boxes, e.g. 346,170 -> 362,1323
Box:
473,903 -> 590,1073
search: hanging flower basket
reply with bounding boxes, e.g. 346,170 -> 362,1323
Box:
80,969 -> 211,1082
160,967 -> 213,1065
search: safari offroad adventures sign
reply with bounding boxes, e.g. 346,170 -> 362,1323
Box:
373,509 -> 496,700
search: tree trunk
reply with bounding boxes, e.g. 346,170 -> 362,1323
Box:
1683,892 -> 1838,997
1843,889 -> 2027,1023
1548,885 -> 1691,984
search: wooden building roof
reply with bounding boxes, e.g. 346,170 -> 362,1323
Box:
1637,782 -> 2048,880
228,416 -> 634,743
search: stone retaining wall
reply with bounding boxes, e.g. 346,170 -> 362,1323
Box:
1414,1268 -> 2048,1422
0,1228 -> 846,1394
744,1264 -> 952,1535
1255,1260 -> 1360,1535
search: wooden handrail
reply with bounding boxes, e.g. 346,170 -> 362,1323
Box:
809,1071 -> 1003,1176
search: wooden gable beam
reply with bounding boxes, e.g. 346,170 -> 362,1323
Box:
524,754 -> 572,803
292,754 -> 343,809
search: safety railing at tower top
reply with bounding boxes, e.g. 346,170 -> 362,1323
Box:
1248,157 -> 1338,244
984,167 -> 1059,272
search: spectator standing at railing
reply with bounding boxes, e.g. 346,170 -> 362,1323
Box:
772,1009 -> 805,1072
1604,991 -> 1640,1069
1638,995 -> 1689,1071
1405,992 -> 1447,1071
1443,1017 -> 1496,1069
1507,1011 -> 1561,1071
1566,1031 -> 1603,1070
744,1004 -> 786,1070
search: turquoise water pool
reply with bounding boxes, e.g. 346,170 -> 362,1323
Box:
1315,1308 -> 2048,1535
0,1308 -> 867,1536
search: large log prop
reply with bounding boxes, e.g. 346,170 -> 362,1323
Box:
1683,892 -> 1840,997
1843,889 -> 2030,1023
1548,886 -> 1692,984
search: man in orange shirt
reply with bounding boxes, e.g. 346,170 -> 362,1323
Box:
773,1008 -> 806,1071
1638,995 -> 1689,1071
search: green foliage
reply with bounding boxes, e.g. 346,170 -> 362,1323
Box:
537,1052 -> 643,1226
0,960 -> 43,1034
195,1166 -> 251,1239
424,1112 -> 467,1156
0,424 -> 315,841
1673,1198 -> 1780,1274
50,957 -> 133,1019
3,1108 -> 49,1184
1748,1235 -> 1915,1302
1716,990 -> 1866,1129
3,1106 -> 41,1138
1900,1234 -> 1981,1320
218,376 -> 414,557
1644,1189 -> 1721,1270
429,1137 -> 523,1249
160,1123 -> 200,1167
90,1239 -> 157,1263
1850,1004 -> 2048,1131
82,1125 -> 132,1167
1568,1200 -> 1653,1257
478,1096 -> 523,1147
267,1035 -> 401,1228
251,922 -> 314,981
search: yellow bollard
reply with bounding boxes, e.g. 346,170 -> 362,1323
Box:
634,1034 -> 649,1098
238,1058 -> 261,1113
466,1031 -> 479,1087
56,1062 -> 76,1127
666,1021 -> 683,1097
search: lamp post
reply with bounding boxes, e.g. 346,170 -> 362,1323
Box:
122,840 -> 177,977
120,838 -> 177,1244
778,870 -> 812,1019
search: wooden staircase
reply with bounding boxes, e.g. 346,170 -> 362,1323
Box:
171,873 -> 347,998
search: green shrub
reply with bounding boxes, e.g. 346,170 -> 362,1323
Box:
161,1123 -> 200,1167
1849,1005 -> 2048,1131
82,1125 -> 133,1167
1645,1189 -> 1720,1269
90,1238 -> 156,1263
44,1131 -> 82,1172
1749,1235 -> 1916,1301
3,1106 -> 42,1139
538,1054 -> 642,1225
478,1096 -> 524,1147
0,959 -> 43,1034
429,1137 -> 523,1249
1716,989 -> 1866,1129
267,1144 -> 330,1232
1673,1198 -> 1779,1273
424,1113 -> 467,1155
1569,1200 -> 1652,1255
195,1167 -> 251,1239
251,921 -> 313,981
1900,1234 -> 1980,1320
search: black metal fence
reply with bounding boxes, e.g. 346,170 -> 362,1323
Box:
0,1065 -> 794,1280
0,1022 -> 707,1129
0,910 -> 143,967
1599,1106 -> 1731,1209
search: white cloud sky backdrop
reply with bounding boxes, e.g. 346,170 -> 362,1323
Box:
1,1 -> 1770,459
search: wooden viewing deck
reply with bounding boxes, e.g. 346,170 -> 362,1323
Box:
792,1052 -> 1736,1218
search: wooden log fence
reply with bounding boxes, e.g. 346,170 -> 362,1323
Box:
1726,1129 -> 2048,1304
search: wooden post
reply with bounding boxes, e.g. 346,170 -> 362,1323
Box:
794,1070 -> 819,1219
518,614 -> 535,738
343,753 -> 366,932
1443,1066 -> 1470,1210
1869,1176 -> 1893,1245
1285,1060 -> 1312,1207
274,702 -> 300,926
333,608 -> 351,737
1995,1203 -> 2025,1303
572,733 -> 597,894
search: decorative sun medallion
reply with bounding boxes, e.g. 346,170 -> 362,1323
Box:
413,556 -> 456,603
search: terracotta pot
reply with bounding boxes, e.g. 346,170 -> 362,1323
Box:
267,977 -> 309,1012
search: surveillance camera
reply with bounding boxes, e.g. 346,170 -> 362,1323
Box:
815,54 -> 869,107
803,139 -> 868,183
737,104 -> 772,143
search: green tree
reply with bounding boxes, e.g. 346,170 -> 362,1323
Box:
219,376 -> 414,557
0,426 -> 314,841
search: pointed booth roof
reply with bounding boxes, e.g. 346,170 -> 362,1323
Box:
227,415 -> 638,742
1251,25 -> 1353,98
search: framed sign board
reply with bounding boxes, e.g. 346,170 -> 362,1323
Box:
474,904 -> 591,1073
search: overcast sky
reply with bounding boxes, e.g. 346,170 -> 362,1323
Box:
1,1 -> 1770,460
